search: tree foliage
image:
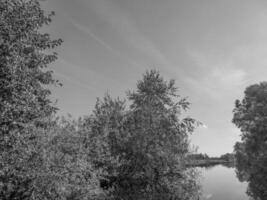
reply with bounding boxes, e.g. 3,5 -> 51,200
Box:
33,117 -> 103,200
0,0 -> 62,199
0,0 -> 62,132
86,70 -> 201,200
233,82 -> 267,200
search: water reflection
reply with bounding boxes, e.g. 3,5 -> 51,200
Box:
198,156 -> 267,200
195,162 -> 235,170
108,167 -> 202,200
106,162 -> 264,200
199,165 -> 248,200
235,158 -> 267,200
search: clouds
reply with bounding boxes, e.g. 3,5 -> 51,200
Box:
212,68 -> 246,87
43,0 -> 267,156
86,0 -> 174,71
71,20 -> 119,56
185,46 -> 249,100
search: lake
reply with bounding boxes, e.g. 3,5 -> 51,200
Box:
199,165 -> 249,200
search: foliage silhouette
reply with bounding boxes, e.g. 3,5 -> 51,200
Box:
233,82 -> 267,200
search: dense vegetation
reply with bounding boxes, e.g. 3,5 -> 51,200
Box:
233,82 -> 267,200
0,1 -> 201,199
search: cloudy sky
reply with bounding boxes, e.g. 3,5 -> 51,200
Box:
42,0 -> 267,156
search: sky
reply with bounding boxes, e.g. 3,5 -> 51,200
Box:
41,0 -> 267,157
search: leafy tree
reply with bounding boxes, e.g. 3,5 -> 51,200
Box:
87,70 -> 201,200
0,0 -> 62,199
35,117 -> 104,200
0,0 -> 62,131
84,95 -> 129,198
233,82 -> 267,200
0,116 -> 105,200
125,70 -> 199,199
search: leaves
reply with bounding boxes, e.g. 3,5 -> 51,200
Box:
85,70 -> 201,199
0,0 -> 63,132
0,1 -> 63,199
233,82 -> 267,200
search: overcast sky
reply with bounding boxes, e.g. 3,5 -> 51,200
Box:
42,0 -> 267,156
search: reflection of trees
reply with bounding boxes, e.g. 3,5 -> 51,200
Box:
235,158 -> 267,200
221,162 -> 235,168
198,164 -> 217,170
247,164 -> 267,200
233,83 -> 267,200
194,162 -> 234,171
234,142 -> 250,182
110,168 -> 201,200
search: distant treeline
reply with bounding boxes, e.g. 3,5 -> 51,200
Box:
186,153 -> 235,167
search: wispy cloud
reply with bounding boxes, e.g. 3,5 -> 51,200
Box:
69,18 -> 142,69
53,58 -> 121,92
88,0 -> 177,72
211,67 -> 246,87
187,48 -> 247,86
70,19 -> 120,57
185,48 -> 247,99
54,72 -> 95,91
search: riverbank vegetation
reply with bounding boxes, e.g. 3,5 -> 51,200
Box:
0,1 -> 201,199
186,153 -> 235,168
233,83 -> 267,200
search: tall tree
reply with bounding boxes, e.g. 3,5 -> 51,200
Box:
233,82 -> 267,200
87,70 -> 200,200
0,0 -> 62,199
125,70 -> 199,199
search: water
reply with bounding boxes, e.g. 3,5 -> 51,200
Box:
199,165 -> 249,200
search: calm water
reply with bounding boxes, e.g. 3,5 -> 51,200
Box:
199,165 -> 249,200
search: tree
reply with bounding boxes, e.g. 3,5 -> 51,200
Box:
35,116 -> 104,200
86,70 -> 201,200
233,82 -> 267,200
0,0 -> 62,132
125,70 -> 199,199
220,153 -> 234,162
0,0 -> 62,199
83,95 -> 130,198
